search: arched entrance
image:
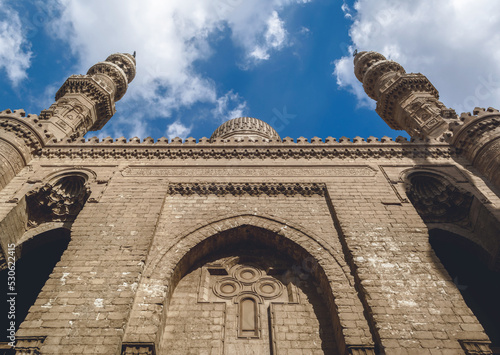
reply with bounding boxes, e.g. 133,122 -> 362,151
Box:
404,170 -> 500,353
430,229 -> 500,354
157,225 -> 341,354
0,228 -> 70,344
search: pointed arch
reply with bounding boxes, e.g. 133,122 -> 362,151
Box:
143,212 -> 350,281
122,213 -> 375,355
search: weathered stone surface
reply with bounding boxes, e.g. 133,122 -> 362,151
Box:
0,52 -> 498,355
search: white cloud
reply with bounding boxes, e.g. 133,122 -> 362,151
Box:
334,0 -> 500,114
166,121 -> 192,140
333,54 -> 374,109
299,26 -> 310,35
212,90 -> 248,122
248,11 -> 288,62
341,2 -> 353,19
0,1 -> 32,85
45,0 -> 305,138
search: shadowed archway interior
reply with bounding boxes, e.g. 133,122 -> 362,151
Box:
0,228 -> 70,342
430,229 -> 500,353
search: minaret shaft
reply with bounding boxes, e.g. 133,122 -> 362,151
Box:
40,53 -> 136,140
354,51 -> 452,139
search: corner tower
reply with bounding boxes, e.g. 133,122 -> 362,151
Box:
0,53 -> 135,191
354,50 -> 500,190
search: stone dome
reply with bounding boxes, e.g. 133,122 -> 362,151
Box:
211,117 -> 281,141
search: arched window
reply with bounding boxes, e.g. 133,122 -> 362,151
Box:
239,297 -> 258,338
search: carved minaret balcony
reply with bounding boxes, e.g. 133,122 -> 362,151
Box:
354,51 -> 453,139
39,53 -> 136,140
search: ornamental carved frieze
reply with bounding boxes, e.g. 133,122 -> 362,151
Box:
39,143 -> 456,160
121,165 -> 377,177
121,343 -> 155,355
459,340 -> 493,355
167,182 -> 326,197
14,336 -> 46,355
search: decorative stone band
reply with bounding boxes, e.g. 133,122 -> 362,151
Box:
459,340 -> 493,355
121,166 -> 377,177
14,336 -> 46,355
167,182 -> 326,197
347,345 -> 377,355
121,343 -> 155,355
39,144 -> 456,160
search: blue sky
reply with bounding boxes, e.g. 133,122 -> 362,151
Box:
1,0 -> 500,141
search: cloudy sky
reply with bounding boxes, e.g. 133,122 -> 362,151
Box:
1,0 -> 499,140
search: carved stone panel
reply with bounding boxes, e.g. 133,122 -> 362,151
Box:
121,165 -> 377,178
161,251 -> 338,354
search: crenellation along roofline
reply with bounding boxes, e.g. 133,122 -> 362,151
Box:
46,135 -> 450,146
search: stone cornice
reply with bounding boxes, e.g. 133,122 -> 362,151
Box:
38,136 -> 456,160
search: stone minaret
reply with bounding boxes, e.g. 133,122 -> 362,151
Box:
354,50 -> 500,190
40,52 -> 136,140
353,51 -> 454,139
0,53 -> 136,190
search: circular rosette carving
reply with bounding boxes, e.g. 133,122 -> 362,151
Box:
253,277 -> 283,300
232,265 -> 262,284
213,277 -> 242,299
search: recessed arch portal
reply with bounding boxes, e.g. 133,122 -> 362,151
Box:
123,214 -> 375,354
159,226 -> 339,354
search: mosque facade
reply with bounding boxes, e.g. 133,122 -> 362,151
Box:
0,51 -> 499,354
